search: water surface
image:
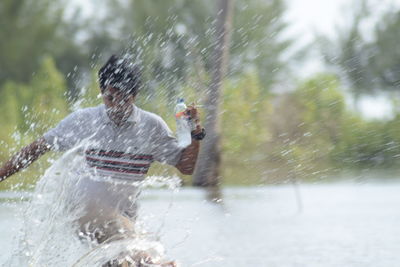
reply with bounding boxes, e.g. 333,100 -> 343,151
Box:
1,182 -> 400,266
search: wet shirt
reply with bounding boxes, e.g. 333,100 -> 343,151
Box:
43,104 -> 183,182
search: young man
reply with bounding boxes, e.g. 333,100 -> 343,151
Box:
0,55 -> 205,266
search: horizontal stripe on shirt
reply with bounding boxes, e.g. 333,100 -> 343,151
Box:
86,156 -> 150,168
85,149 -> 153,177
86,157 -> 150,172
91,165 -> 148,174
85,149 -> 153,161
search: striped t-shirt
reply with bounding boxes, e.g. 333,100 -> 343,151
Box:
44,104 -> 183,181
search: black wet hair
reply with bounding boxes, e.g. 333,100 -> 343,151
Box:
98,55 -> 142,96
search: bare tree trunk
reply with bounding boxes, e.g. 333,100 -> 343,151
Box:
193,0 -> 234,189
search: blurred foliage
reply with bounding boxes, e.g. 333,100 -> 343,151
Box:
0,0 -> 292,110
0,0 -> 63,84
2,0 -> 400,190
369,9 -> 400,91
2,57 -> 400,189
0,57 -> 70,190
319,0 -> 400,96
0,0 -> 88,95
84,0 -> 292,97
262,73 -> 400,182
264,74 -> 346,181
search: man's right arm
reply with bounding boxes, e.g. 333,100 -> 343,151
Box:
0,137 -> 51,183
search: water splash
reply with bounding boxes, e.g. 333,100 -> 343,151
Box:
6,145 -> 181,266
72,238 -> 166,267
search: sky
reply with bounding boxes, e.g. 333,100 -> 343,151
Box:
285,0 -> 399,42
285,0 -> 347,40
283,0 -> 348,77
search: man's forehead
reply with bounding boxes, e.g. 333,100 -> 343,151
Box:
107,87 -> 119,93
104,86 -> 130,96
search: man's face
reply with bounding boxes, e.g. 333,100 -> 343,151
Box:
102,86 -> 135,114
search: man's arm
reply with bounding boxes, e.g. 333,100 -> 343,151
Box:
175,129 -> 201,175
175,105 -> 203,175
0,137 -> 51,182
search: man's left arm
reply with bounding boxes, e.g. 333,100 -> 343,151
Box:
175,106 -> 204,175
175,126 -> 202,175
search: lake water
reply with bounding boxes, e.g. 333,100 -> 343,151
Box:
1,182 -> 400,267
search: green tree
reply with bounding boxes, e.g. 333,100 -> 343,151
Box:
0,0 -> 88,97
368,9 -> 400,91
0,56 -> 69,140
317,0 -> 372,98
266,74 -> 347,179
0,82 -> 21,149
27,57 -> 70,133
319,0 -> 400,97
221,73 -> 272,184
91,0 -> 292,93
230,0 -> 292,91
0,0 -> 63,84
0,56 -> 69,190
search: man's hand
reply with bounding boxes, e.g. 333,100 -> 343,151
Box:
185,103 -> 202,134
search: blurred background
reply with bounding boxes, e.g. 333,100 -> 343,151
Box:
3,1 -> 400,266
1,0 -> 400,189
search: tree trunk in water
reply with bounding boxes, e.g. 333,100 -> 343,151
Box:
193,0 -> 234,190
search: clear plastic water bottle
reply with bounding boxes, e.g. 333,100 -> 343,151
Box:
174,98 -> 192,148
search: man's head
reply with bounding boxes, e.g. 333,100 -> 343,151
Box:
98,55 -> 142,97
98,55 -> 142,116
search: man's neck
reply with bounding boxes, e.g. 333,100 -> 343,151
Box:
106,106 -> 133,127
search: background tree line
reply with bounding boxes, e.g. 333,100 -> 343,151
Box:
1,0 -> 400,190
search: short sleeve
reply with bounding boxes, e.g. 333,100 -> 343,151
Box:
43,110 -> 89,151
152,118 -> 184,166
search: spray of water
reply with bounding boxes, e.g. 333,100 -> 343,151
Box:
6,144 -> 181,266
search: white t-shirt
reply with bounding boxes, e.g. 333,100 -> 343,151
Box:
44,104 -> 183,182
42,104 -> 183,225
